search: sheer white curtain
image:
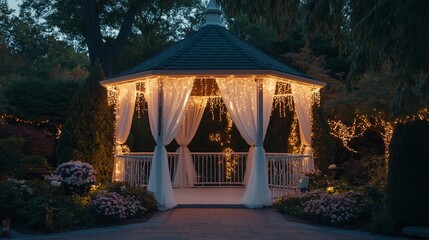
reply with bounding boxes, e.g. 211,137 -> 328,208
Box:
216,77 -> 276,208
145,77 -> 193,210
173,97 -> 208,188
113,83 -> 136,181
291,84 -> 315,172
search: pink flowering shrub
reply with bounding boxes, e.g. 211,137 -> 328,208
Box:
90,190 -> 147,223
274,190 -> 365,225
52,160 -> 96,187
302,192 -> 362,224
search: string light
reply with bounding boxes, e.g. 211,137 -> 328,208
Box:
135,82 -> 147,118
288,111 -> 301,153
104,75 -> 324,182
106,86 -> 118,106
329,108 -> 429,161
223,113 -> 237,181
0,114 -> 62,139
328,117 -> 367,153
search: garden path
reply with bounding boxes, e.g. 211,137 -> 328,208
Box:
11,208 -> 408,240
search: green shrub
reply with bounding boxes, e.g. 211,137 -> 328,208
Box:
0,179 -> 33,218
382,119 -> 429,232
274,195 -> 306,215
0,136 -> 27,179
3,79 -> 80,121
56,65 -> 114,183
0,136 -> 52,180
16,181 -> 96,231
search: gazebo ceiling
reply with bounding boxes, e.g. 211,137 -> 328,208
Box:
101,4 -> 326,89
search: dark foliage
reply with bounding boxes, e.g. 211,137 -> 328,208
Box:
0,136 -> 50,180
56,65 -> 114,182
0,179 -> 33,218
15,181 -> 96,231
312,104 -> 336,172
0,124 -> 54,159
3,79 -> 80,121
383,120 -> 429,231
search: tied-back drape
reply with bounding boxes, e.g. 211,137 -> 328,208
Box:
216,77 -> 276,208
174,97 -> 208,188
145,77 -> 193,210
291,84 -> 315,172
113,83 -> 136,181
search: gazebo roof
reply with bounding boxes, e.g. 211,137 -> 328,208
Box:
101,3 -> 325,88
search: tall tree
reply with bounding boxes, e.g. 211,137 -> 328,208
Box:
22,0 -> 202,76
220,0 -> 429,114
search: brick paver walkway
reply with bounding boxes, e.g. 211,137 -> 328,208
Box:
12,208 -> 407,240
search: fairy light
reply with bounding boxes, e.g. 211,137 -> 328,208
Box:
328,118 -> 368,153
329,108 -> 429,159
0,114 -> 62,139
312,89 -> 321,107
104,75 -> 324,182
223,147 -> 238,181
209,133 -> 221,142
223,113 -> 237,181
288,111 -> 301,153
135,82 -> 147,118
106,86 -> 118,106
207,96 -> 226,121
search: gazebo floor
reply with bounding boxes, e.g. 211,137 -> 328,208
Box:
174,187 -> 245,207
173,187 -> 287,207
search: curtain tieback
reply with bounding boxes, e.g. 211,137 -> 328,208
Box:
179,144 -> 187,148
156,143 -> 165,148
255,143 -> 263,147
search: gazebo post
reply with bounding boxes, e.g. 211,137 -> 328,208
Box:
255,78 -> 270,206
256,79 -> 263,146
241,78 -> 271,207
156,78 -> 164,197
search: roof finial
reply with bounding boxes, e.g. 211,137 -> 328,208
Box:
201,0 -> 224,27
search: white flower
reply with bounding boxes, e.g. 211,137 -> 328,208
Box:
50,180 -> 62,188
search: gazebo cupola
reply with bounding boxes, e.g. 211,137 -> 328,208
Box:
101,0 -> 326,210
201,0 -> 224,27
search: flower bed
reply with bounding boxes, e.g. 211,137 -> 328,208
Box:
0,161 -> 158,234
274,189 -> 368,225
90,191 -> 147,222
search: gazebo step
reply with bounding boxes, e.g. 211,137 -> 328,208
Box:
177,204 -> 246,208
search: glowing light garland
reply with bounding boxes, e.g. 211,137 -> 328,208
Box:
223,113 -> 238,180
328,118 -> 367,153
106,76 -> 323,168
288,111 -> 301,153
328,108 -> 429,158
0,114 -> 62,139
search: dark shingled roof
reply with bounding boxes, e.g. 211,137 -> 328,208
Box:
114,25 -> 312,80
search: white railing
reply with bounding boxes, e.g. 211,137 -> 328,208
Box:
192,152 -> 247,186
119,152 -> 178,188
117,152 -> 311,198
267,153 -> 311,198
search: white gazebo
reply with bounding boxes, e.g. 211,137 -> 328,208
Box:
101,0 -> 325,210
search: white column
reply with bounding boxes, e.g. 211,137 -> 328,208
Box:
156,78 -> 164,200
241,78 -> 271,208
